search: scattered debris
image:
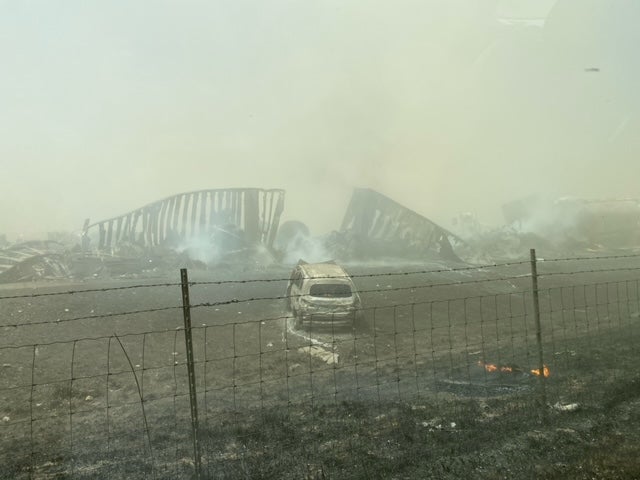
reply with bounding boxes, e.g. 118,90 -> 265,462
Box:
553,402 -> 580,412
298,345 -> 339,365
0,241 -> 71,283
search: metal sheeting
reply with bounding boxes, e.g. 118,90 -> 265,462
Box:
340,188 -> 468,262
83,189 -> 285,251
0,241 -> 70,283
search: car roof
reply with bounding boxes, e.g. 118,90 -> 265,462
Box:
298,262 -> 350,279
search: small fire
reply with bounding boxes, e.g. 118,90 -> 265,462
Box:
479,361 -> 514,373
531,365 -> 551,378
479,361 -> 551,378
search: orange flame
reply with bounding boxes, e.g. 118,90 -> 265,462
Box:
478,361 -> 514,373
479,361 -> 550,377
531,365 -> 550,378
484,363 -> 497,372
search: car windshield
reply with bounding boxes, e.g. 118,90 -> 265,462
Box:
309,284 -> 352,298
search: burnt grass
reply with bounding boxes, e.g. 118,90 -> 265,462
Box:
5,340 -> 640,479
200,378 -> 640,480
202,328 -> 640,480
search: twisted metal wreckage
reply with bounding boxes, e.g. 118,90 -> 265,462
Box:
0,189 -> 286,283
338,188 -> 472,262
82,188 -> 286,252
0,241 -> 71,283
0,188 -> 475,283
81,187 -> 471,262
6,188 -> 633,284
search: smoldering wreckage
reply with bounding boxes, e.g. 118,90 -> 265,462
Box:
2,188 -> 640,284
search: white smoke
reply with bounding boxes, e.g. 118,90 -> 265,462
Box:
174,234 -> 221,265
280,231 -> 334,266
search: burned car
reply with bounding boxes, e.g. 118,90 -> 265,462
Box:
286,260 -> 362,329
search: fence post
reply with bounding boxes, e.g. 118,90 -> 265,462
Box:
529,249 -> 547,415
180,268 -> 203,479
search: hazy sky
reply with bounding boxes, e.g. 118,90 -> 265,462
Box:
2,0 -> 639,239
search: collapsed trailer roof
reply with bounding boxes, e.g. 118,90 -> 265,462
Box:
83,188 -> 285,251
339,188 -> 471,262
0,241 -> 70,283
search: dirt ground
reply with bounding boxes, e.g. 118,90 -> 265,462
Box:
1,255 -> 640,478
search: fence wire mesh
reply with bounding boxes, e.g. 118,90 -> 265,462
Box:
1,253 -> 640,478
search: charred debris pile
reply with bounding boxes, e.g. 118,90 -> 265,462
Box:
2,189 -> 638,284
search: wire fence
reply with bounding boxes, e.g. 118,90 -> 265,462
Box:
1,250 -> 640,478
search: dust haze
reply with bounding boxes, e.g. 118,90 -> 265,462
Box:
1,0 -> 639,240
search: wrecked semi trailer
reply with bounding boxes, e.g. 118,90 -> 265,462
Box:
82,188 -> 285,253
338,188 -> 473,263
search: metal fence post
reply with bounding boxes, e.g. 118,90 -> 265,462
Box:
530,249 -> 547,414
180,268 -> 203,479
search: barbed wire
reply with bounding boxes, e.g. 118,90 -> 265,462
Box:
539,266 -> 640,277
2,286 -> 610,349
1,254 -> 637,302
189,274 -> 532,310
189,290 -> 532,329
0,271 -> 635,341
0,285 -> 537,349
0,262 -> 526,302
0,305 -> 182,329
540,252 -> 640,262
0,274 -> 531,330
0,281 -> 180,301
4,268 -> 637,332
188,260 -> 531,286
539,278 -> 640,293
